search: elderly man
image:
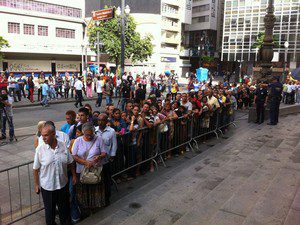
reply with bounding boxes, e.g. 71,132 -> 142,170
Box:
97,113 -> 117,206
33,122 -> 76,225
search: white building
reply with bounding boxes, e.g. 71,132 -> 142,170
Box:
85,0 -> 192,78
0,0 -> 86,76
181,0 -> 224,72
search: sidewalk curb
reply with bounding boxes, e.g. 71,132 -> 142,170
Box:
13,97 -> 98,108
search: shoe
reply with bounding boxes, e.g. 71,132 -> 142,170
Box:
74,104 -> 78,108
267,123 -> 276,125
9,138 -> 13,142
0,136 -> 6,140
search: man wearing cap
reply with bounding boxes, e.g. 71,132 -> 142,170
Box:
254,82 -> 268,124
74,76 -> 83,108
268,77 -> 283,125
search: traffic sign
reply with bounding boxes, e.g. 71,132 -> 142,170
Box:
92,8 -> 114,21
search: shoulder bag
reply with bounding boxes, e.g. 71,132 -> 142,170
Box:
80,137 -> 103,184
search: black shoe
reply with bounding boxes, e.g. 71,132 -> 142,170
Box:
74,104 -> 78,108
255,121 -> 259,124
267,123 -> 276,125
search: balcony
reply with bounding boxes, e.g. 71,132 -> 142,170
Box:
161,11 -> 180,19
162,21 -> 180,32
162,36 -> 180,45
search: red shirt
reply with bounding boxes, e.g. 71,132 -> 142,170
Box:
0,77 -> 8,89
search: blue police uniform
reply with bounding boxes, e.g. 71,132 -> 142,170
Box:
268,82 -> 283,125
255,87 -> 268,124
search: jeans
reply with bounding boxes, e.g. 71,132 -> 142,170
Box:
41,95 -> 48,106
2,115 -> 14,139
68,173 -> 80,222
49,87 -> 56,99
8,88 -> 17,101
121,97 -> 127,111
105,96 -> 111,105
96,93 -> 103,107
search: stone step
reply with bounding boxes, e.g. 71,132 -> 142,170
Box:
82,122 -> 255,225
116,124 -> 276,225
241,168 -> 300,225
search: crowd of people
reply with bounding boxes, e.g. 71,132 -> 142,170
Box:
32,71 -> 240,225
1,67 -> 296,225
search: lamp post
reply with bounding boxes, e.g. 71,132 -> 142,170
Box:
95,20 -> 100,74
283,41 -> 289,83
260,0 -> 276,83
255,47 -> 259,62
116,1 -> 130,78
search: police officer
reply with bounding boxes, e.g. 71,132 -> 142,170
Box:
268,77 -> 283,125
254,82 -> 268,124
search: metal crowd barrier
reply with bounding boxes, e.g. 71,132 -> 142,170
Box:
0,161 -> 44,225
0,106 -> 237,224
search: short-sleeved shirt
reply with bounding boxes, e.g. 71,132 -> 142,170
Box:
74,80 -> 83,90
41,83 -> 49,96
255,88 -> 268,103
33,141 -> 73,191
38,130 -> 70,149
181,101 -> 193,111
71,136 -> 106,173
8,76 -> 16,88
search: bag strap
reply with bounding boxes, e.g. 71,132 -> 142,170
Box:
83,136 -> 98,160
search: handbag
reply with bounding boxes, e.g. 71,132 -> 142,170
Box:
80,137 -> 103,184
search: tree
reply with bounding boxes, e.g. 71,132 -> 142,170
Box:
0,36 -> 9,61
252,32 -> 279,50
88,14 -> 153,72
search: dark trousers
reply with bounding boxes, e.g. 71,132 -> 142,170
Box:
2,115 -> 14,139
56,86 -> 63,98
71,88 -> 74,98
41,185 -> 71,225
256,103 -> 265,123
102,162 -> 111,205
75,90 -> 83,106
64,88 -> 70,99
38,88 -> 42,101
269,100 -> 280,124
96,93 -> 103,107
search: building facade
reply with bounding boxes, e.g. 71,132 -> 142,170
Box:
221,0 -> 300,74
0,0 -> 85,75
181,0 -> 224,72
85,0 -> 192,77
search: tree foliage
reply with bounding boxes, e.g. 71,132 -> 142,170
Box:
0,36 -> 9,61
88,13 -> 153,70
252,32 -> 279,49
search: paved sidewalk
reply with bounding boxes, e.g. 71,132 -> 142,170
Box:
78,113 -> 300,225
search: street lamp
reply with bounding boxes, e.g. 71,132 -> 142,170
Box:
255,47 -> 259,62
116,1 -> 130,78
95,20 -> 101,74
198,46 -> 202,68
283,41 -> 289,83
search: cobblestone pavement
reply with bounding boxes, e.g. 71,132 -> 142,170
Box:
78,113 -> 300,225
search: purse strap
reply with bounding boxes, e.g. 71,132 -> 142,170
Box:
83,136 -> 98,160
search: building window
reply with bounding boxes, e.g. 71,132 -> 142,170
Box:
56,28 -> 75,39
0,0 -> 82,18
24,24 -> 34,35
38,25 -> 48,36
8,22 -> 20,34
193,4 -> 210,13
192,16 -> 209,24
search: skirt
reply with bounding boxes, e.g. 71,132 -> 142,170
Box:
76,173 -> 106,209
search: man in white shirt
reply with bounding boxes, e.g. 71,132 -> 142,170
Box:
207,89 -> 220,111
96,113 -> 117,205
95,76 -> 104,107
33,123 -> 76,225
37,121 -> 70,148
8,73 -> 18,102
74,76 -> 83,108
